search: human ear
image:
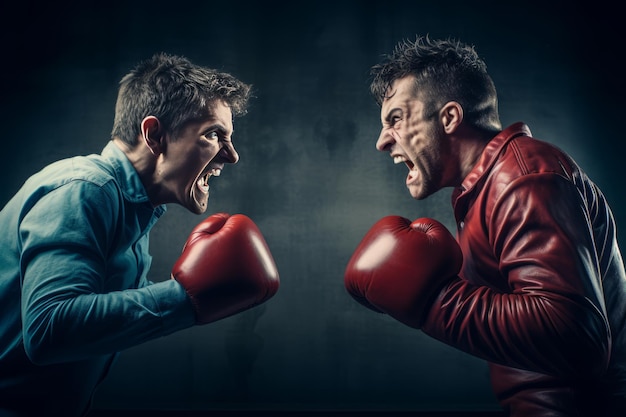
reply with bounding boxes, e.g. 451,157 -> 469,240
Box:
439,101 -> 463,134
140,116 -> 165,155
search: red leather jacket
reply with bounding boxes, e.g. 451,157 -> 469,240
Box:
422,123 -> 626,416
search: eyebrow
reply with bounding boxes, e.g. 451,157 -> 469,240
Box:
203,123 -> 232,137
382,107 -> 402,124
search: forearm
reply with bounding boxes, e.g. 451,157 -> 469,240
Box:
22,278 -> 194,365
428,173 -> 613,378
421,277 -> 610,379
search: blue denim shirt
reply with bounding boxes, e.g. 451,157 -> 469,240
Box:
0,141 -> 195,416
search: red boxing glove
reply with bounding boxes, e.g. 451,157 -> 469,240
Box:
172,213 -> 280,324
344,216 -> 462,328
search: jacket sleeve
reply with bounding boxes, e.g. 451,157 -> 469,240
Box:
421,173 -> 611,379
19,180 -> 194,366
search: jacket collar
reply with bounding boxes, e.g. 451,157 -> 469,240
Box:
458,122 -> 532,195
451,122 -> 532,217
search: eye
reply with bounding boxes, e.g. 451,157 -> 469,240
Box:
203,131 -> 219,140
391,115 -> 402,127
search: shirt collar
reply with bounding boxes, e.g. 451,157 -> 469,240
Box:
100,141 -> 166,216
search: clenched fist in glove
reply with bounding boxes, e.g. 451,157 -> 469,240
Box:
172,213 -> 280,324
344,216 -> 462,328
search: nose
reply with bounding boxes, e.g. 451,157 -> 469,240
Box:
219,141 -> 239,164
376,127 -> 395,152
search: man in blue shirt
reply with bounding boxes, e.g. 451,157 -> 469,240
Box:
0,53 -> 280,416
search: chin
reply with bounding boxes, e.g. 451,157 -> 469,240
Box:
187,197 -> 209,215
407,187 -> 424,200
191,206 -> 208,215
183,187 -> 209,213
408,185 -> 430,201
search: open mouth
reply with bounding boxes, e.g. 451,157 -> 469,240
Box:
196,167 -> 222,194
393,155 -> 418,184
393,155 -> 414,170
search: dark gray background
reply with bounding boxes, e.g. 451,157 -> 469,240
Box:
1,0 -> 623,412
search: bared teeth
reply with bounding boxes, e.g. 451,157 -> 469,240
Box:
197,175 -> 209,192
197,168 -> 221,192
393,156 -> 407,164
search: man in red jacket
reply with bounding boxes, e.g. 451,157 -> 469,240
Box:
345,36 -> 626,416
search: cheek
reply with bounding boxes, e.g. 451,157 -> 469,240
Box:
197,141 -> 220,161
403,126 -> 426,156
170,154 -> 204,182
410,121 -> 441,151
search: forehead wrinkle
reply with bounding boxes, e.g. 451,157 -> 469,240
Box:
206,103 -> 234,135
382,94 -> 419,124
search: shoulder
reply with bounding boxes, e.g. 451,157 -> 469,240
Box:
502,135 -> 577,177
19,154 -> 124,219
31,153 -> 119,190
480,134 -> 584,209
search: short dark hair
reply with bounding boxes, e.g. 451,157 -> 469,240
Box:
111,53 -> 252,146
370,36 -> 500,131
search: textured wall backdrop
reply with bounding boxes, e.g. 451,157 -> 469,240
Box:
1,0 -> 622,412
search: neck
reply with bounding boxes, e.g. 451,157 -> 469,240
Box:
452,127 -> 496,185
113,138 -> 162,206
